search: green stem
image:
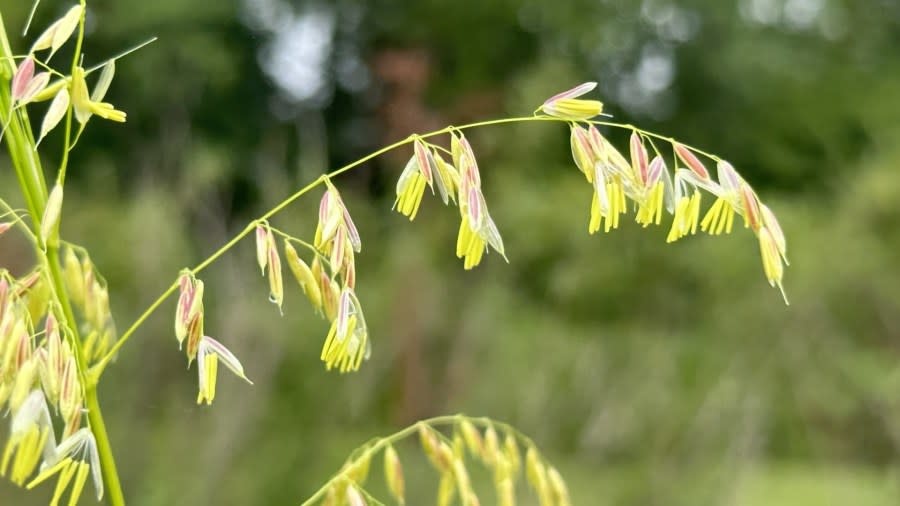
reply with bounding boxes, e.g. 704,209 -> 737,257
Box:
0,11 -> 125,505
93,113 -> 726,377
57,0 -> 87,187
92,116 -> 550,376
46,249 -> 126,506
594,121 -> 723,162
83,386 -> 126,505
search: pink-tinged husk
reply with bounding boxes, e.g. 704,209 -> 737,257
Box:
255,225 -> 269,275
587,126 -> 608,163
630,132 -> 649,185
466,187 -> 483,229
18,72 -> 50,106
11,57 -> 35,101
542,82 -> 597,105
414,139 -> 435,186
343,248 -> 357,289
674,143 -> 710,180
740,183 -> 761,231
346,484 -> 366,506
59,356 -> 81,423
0,279 -> 7,325
185,312 -> 204,362
330,228 -> 347,273
761,204 -> 787,262
570,126 -> 595,181
267,235 -> 284,311
174,273 -> 193,344
433,151 -> 459,204
647,156 -> 665,187
716,160 -> 742,195
458,135 -> 481,188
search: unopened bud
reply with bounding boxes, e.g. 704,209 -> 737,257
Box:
384,445 -> 405,504
40,183 -> 63,245
284,241 -> 322,311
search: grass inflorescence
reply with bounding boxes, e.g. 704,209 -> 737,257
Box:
0,2 -> 789,505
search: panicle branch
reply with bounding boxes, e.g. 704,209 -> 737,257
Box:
300,414 -> 569,506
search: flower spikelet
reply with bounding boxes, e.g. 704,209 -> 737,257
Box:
320,289 -> 370,373
174,271 -> 203,351
584,131 -> 630,234
196,336 -> 253,405
254,223 -> 284,312
1,390 -> 56,487
315,182 -> 361,287
395,139 -> 460,220
25,427 -> 103,503
71,66 -> 126,124
284,241 -> 322,311
384,444 -> 405,504
540,82 -> 604,120
452,132 -> 506,269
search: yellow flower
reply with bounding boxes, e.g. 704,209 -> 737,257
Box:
634,181 -> 665,228
631,139 -> 667,228
569,125 -> 595,182
25,427 -> 103,503
453,132 -> 506,269
699,196 -> 735,235
395,139 -> 460,220
320,289 -> 370,373
284,241 -> 322,311
758,226 -> 788,304
456,215 -> 486,270
666,189 -> 701,242
739,182 -> 762,231
174,272 -> 203,349
71,66 -> 126,124
760,203 -> 787,263
1,391 -> 55,487
195,336 -> 253,405
395,156 -> 429,220
315,184 -> 361,253
540,82 -> 604,120
314,184 -> 361,290
589,169 -> 628,234
699,160 -> 742,235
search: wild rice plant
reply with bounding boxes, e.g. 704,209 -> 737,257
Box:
0,2 -> 788,504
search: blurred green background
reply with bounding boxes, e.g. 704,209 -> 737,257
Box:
3,0 -> 900,504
